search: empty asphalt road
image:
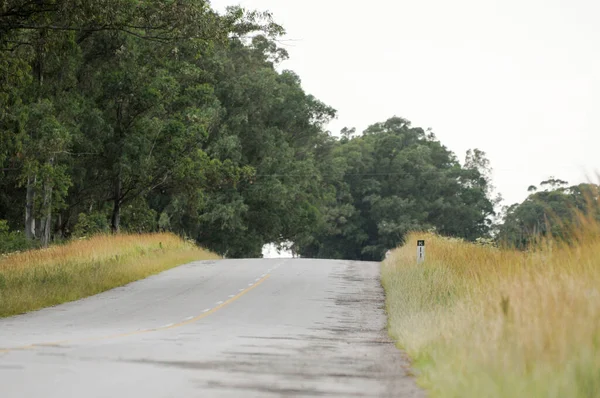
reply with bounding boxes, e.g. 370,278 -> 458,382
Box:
0,258 -> 423,397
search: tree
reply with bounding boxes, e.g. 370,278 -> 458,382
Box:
192,34 -> 336,257
497,181 -> 600,248
0,0 -> 261,244
296,116 -> 496,261
0,0 -> 227,243
0,2 -> 503,259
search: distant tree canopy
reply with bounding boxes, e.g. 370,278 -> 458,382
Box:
294,118 -> 496,261
497,180 -> 600,249
0,0 -> 498,258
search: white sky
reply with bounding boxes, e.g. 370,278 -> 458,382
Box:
210,0 -> 600,207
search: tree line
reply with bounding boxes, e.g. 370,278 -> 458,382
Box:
1,1 -> 590,259
497,178 -> 600,249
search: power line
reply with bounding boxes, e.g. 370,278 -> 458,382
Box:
254,172 -> 452,177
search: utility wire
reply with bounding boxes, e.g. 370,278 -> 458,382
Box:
254,172 -> 453,177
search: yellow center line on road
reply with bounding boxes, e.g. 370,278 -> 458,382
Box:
0,274 -> 271,354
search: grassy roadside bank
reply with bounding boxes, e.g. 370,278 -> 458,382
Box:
382,230 -> 600,397
0,233 -> 219,317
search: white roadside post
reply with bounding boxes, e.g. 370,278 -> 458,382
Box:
417,240 -> 425,264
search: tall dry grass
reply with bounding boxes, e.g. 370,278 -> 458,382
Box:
382,218 -> 600,397
0,233 -> 219,317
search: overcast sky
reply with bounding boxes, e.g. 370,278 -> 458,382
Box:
210,0 -> 599,206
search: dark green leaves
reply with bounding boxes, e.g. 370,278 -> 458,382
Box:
296,117 -> 496,261
1,1 -> 500,259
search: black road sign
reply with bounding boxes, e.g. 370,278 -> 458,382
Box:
417,240 -> 425,247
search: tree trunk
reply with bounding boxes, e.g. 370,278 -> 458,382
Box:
41,158 -> 54,247
35,218 -> 42,239
42,184 -> 53,247
25,175 -> 36,240
25,30 -> 46,242
110,99 -> 125,234
55,213 -> 63,239
111,171 -> 122,234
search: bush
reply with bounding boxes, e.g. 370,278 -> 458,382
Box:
121,198 -> 158,233
72,212 -> 110,237
0,220 -> 34,255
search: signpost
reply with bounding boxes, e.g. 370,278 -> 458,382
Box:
417,240 -> 425,264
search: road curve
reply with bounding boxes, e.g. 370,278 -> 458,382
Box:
0,259 -> 423,397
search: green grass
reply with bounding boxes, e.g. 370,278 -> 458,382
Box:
0,233 -> 220,317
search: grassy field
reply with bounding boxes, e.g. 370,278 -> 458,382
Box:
0,233 -> 219,318
382,224 -> 600,397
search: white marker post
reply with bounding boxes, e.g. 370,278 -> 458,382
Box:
417,240 -> 425,264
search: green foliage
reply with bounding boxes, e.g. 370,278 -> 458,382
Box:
0,220 -> 33,254
296,117 -> 496,261
497,182 -> 600,248
0,0 -> 500,258
121,199 -> 158,233
72,213 -> 110,238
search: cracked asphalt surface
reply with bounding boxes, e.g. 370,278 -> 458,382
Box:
0,258 -> 424,397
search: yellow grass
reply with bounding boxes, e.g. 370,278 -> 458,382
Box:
382,224 -> 600,397
0,233 -> 220,317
